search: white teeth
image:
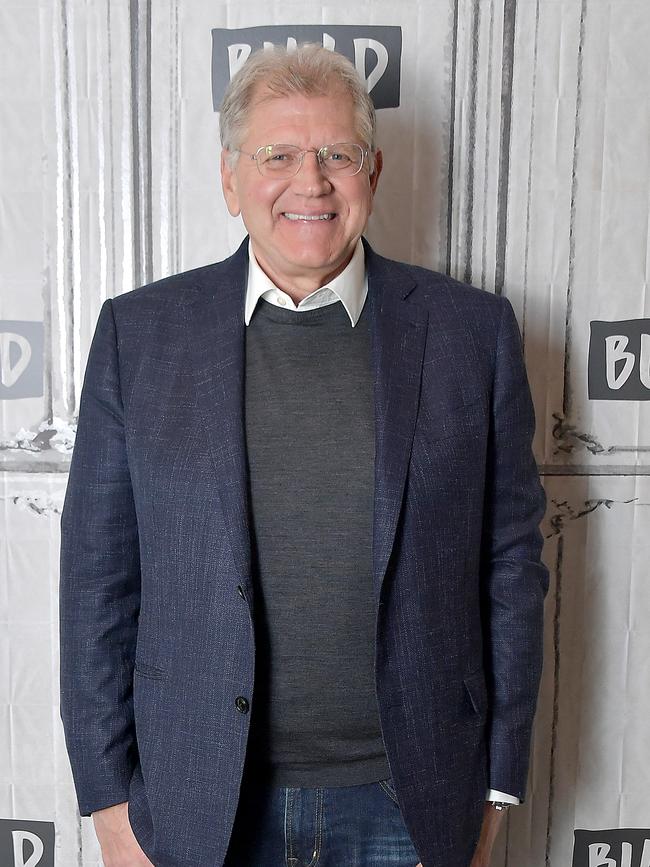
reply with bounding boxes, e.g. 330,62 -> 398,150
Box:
283,212 -> 335,221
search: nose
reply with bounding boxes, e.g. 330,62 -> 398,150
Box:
292,150 -> 332,195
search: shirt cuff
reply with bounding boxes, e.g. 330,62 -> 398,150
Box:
486,789 -> 520,805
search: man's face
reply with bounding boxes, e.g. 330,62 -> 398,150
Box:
220,86 -> 383,289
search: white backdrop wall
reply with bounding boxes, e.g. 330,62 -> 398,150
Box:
1,1 -> 649,865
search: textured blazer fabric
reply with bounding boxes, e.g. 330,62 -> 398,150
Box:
59,235 -> 549,867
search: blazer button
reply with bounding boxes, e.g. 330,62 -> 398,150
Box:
237,585 -> 245,598
235,696 -> 249,713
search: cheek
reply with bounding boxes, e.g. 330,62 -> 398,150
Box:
239,180 -> 280,217
256,180 -> 287,216
344,184 -> 373,216
345,201 -> 370,225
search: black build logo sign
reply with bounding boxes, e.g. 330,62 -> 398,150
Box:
573,829 -> 650,867
211,25 -> 402,112
0,321 -> 44,399
588,320 -> 650,399
0,818 -> 55,867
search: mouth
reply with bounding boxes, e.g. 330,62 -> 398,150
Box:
281,212 -> 337,222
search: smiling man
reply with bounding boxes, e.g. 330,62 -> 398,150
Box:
219,85 -> 380,298
59,44 -> 549,867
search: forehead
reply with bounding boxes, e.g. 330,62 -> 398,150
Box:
243,86 -> 360,143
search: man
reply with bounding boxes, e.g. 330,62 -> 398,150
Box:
59,44 -> 549,867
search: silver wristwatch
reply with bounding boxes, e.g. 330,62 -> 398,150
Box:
489,801 -> 511,812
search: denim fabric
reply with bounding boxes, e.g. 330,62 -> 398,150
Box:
223,771 -> 421,867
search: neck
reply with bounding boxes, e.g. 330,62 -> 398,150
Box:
250,243 -> 356,304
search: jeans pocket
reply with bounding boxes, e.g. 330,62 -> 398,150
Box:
378,777 -> 400,805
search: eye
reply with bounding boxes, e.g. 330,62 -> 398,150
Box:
259,146 -> 298,165
321,145 -> 359,169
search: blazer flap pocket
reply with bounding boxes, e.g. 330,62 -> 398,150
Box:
462,669 -> 487,715
134,658 -> 167,680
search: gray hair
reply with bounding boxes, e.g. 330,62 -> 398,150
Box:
219,43 -> 377,173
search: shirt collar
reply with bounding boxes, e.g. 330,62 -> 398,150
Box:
244,236 -> 367,328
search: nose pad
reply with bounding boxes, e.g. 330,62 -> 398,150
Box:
294,152 -> 332,192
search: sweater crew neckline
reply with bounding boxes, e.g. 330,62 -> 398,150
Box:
251,296 -> 350,327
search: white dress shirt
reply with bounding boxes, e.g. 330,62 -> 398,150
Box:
243,236 -> 520,806
244,236 -> 367,326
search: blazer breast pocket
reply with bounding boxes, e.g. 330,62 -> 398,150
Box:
416,394 -> 488,449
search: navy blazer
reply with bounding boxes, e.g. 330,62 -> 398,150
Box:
59,234 -> 549,867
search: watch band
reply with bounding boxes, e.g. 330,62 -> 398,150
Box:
489,801 -> 511,811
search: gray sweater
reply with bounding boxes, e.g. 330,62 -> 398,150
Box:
242,294 -> 391,787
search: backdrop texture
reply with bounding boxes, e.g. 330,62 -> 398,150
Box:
1,1 -> 649,865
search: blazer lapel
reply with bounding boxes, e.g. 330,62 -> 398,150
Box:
184,237 -> 255,600
363,238 -> 429,605
184,235 -> 429,610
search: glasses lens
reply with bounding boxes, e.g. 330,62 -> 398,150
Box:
255,143 -> 365,177
320,143 -> 364,175
257,144 -> 301,176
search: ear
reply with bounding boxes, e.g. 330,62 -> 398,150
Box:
220,149 -> 241,217
366,148 -> 383,216
369,148 -> 383,197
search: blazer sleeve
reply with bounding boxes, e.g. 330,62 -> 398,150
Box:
59,297 -> 140,817
479,295 -> 550,802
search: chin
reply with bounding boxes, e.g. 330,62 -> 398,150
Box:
290,241 -> 333,256
283,246 -> 338,267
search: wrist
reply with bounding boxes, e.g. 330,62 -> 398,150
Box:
488,801 -> 511,812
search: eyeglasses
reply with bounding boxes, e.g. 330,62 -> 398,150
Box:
236,142 -> 369,178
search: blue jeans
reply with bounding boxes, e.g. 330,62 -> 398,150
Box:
223,773 -> 421,866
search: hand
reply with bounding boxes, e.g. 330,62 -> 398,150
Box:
469,802 -> 507,867
92,801 -> 155,866
414,802 -> 506,867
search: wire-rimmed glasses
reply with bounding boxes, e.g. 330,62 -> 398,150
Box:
236,142 -> 369,178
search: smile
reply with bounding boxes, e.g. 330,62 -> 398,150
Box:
282,212 -> 336,221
